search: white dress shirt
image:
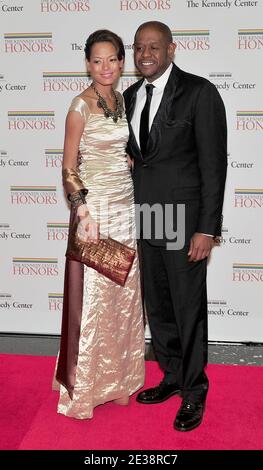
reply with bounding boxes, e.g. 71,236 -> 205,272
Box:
131,63 -> 173,147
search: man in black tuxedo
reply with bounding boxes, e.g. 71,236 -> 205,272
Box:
123,21 -> 227,432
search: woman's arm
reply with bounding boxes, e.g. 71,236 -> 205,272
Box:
62,110 -> 84,170
63,109 -> 99,241
62,110 -> 86,200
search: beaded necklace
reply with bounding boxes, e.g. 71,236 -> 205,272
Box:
91,83 -> 122,123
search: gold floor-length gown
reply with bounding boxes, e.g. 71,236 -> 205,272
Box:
57,96 -> 145,419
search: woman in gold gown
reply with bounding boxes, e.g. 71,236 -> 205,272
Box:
54,30 -> 145,419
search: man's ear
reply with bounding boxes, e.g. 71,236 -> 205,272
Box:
168,42 -> 176,60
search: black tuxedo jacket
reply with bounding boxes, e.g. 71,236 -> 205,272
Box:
123,63 -> 227,244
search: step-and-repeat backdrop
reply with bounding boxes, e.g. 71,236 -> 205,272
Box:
0,0 -> 262,341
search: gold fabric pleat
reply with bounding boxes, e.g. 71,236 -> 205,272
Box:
62,167 -> 86,196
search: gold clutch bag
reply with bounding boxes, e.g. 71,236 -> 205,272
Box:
66,218 -> 136,287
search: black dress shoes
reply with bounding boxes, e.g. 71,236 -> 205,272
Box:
174,400 -> 205,432
136,381 -> 181,404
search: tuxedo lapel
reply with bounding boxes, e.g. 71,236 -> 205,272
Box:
126,79 -> 144,159
147,64 -> 180,157
125,78 -> 143,121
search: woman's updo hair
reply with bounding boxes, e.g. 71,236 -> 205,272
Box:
84,29 -> 125,61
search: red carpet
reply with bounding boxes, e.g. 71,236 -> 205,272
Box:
0,354 -> 263,450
